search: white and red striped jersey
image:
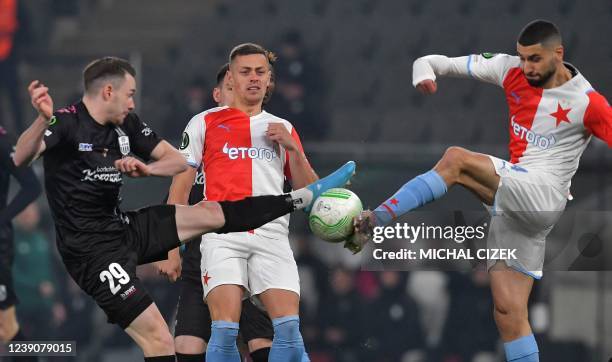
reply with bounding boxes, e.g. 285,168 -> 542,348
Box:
179,106 -> 305,238
413,53 -> 612,191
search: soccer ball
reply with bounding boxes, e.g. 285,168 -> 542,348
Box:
308,188 -> 363,242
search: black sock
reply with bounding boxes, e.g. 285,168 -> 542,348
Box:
9,329 -> 39,361
250,347 -> 271,362
144,356 -> 176,361
176,352 -> 205,362
217,195 -> 294,233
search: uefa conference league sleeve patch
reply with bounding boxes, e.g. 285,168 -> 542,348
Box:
179,132 -> 189,150
481,52 -> 497,59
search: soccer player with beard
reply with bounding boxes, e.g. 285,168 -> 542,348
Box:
353,20 -> 611,362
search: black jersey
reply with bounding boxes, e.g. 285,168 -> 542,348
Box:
161,167 -> 204,276
0,129 -> 14,225
42,102 -> 161,259
182,168 -> 205,275
0,127 -> 41,230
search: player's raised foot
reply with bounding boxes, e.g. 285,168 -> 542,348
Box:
344,209 -> 377,254
304,161 -> 356,213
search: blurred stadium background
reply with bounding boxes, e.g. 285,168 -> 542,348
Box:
1,0 -> 611,361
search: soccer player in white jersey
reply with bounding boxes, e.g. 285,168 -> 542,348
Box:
169,43 -> 321,362
353,20 -> 611,362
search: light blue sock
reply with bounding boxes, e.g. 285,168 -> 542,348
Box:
269,315 -> 305,362
374,169 -> 447,225
206,321 -> 240,362
504,334 -> 539,362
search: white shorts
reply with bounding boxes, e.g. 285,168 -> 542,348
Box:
486,156 -> 567,279
199,232 -> 300,298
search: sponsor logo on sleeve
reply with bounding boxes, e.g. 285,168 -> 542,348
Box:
78,143 -> 93,152
141,123 -> 153,136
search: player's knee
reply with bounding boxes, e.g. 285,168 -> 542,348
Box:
145,328 -> 175,353
438,146 -> 468,175
175,335 -> 206,354
195,201 -> 225,230
493,285 -> 526,313
493,299 -> 527,329
272,315 -> 303,343
442,146 -> 468,165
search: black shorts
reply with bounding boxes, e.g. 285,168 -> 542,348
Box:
174,270 -> 274,342
61,205 -> 180,328
0,231 -> 17,310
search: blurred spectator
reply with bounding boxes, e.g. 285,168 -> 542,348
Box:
294,237 -> 329,317
56,276 -> 98,362
407,271 -> 450,352
267,29 -> 329,140
438,270 -> 498,361
366,271 -> 425,362
319,266 -> 361,362
12,202 -> 59,338
0,0 -> 29,133
163,76 -> 211,138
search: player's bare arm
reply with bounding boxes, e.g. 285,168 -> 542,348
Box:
14,80 -> 52,167
266,122 -> 317,189
115,141 -> 187,178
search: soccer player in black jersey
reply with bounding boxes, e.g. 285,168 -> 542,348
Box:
13,57 -> 355,361
0,125 -> 41,361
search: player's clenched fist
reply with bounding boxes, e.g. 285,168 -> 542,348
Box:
114,157 -> 151,177
266,122 -> 298,151
154,254 -> 182,282
416,79 -> 438,95
28,80 -> 54,119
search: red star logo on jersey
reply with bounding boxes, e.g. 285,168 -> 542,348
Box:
550,103 -> 571,127
389,198 -> 399,207
203,271 -> 211,286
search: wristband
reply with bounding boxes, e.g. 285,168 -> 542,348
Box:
47,116 -> 57,126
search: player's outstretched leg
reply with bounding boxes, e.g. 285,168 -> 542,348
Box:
373,166 -> 447,226
125,304 -> 176,361
175,161 -> 356,242
347,148 -> 500,261
490,262 -> 539,362
361,147 -> 498,227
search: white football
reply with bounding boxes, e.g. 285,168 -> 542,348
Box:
308,188 -> 363,242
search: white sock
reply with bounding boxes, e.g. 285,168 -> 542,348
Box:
289,188 -> 313,210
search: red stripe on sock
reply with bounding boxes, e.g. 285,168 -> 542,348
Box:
381,203 -> 396,219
